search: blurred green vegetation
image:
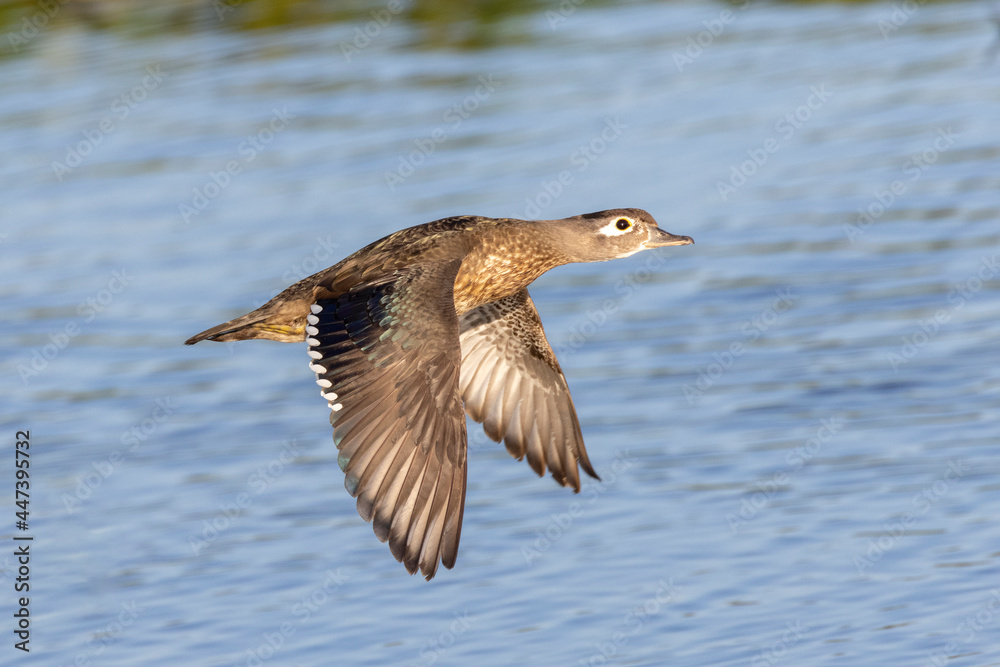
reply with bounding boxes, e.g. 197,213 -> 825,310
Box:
0,0 -> 953,57
0,0 -> 557,54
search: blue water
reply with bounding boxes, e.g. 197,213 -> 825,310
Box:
3,1 -> 1000,665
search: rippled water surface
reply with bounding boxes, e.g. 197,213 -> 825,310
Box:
3,1 -> 1000,664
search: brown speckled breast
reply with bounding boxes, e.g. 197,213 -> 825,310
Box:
452,223 -> 565,315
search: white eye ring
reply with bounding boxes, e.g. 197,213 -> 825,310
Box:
598,217 -> 634,237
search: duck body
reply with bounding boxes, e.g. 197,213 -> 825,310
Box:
186,208 -> 693,579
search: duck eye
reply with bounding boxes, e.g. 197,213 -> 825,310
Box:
615,218 -> 632,231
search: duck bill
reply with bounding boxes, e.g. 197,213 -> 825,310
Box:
645,227 -> 694,248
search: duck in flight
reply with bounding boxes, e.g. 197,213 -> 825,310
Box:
186,208 -> 693,579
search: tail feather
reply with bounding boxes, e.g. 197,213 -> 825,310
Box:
184,316 -> 265,345
185,313 -> 306,345
187,291 -> 315,345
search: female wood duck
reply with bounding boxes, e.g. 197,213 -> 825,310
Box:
186,208 -> 693,579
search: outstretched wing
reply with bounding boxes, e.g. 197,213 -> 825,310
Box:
458,288 -> 599,491
307,261 -> 467,580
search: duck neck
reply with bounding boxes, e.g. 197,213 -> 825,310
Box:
451,219 -> 575,314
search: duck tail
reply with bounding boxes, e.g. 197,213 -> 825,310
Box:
185,307 -> 306,345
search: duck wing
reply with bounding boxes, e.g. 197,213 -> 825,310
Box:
307,260 -> 466,580
459,288 -> 599,492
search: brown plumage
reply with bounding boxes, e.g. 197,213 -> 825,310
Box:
186,208 -> 693,579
